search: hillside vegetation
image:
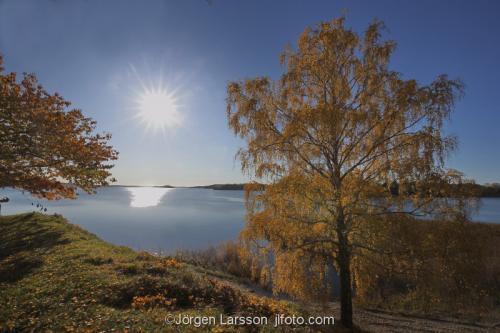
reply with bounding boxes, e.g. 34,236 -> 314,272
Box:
0,213 -> 332,332
2,213 -> 499,332
178,218 -> 500,326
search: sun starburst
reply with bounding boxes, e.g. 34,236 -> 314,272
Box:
135,86 -> 183,133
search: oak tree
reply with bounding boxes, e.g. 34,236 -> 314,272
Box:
227,18 -> 468,328
0,55 -> 118,199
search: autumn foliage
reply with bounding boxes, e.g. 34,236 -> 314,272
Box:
354,216 -> 500,315
0,55 -> 118,199
227,17 -> 471,328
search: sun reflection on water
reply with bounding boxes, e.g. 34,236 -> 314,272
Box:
126,187 -> 171,208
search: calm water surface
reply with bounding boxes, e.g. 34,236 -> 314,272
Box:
1,187 -> 499,253
0,187 -> 245,253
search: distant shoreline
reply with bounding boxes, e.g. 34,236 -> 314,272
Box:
108,183 -> 500,196
4,183 -> 500,195
109,184 -> 246,190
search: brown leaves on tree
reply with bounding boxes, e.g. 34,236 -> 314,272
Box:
0,55 -> 118,199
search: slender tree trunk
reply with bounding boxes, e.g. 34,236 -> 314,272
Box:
338,247 -> 353,328
337,214 -> 353,329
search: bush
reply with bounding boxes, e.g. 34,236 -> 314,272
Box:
353,217 -> 500,316
175,241 -> 252,278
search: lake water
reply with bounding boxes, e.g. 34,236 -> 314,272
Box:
0,187 -> 245,253
1,187 -> 499,253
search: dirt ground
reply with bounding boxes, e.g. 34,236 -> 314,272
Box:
324,302 -> 500,333
213,270 -> 500,332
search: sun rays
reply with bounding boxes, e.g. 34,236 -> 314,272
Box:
135,86 -> 183,132
128,63 -> 186,135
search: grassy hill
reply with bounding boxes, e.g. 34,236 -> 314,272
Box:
2,213 -> 498,332
0,213 -> 329,332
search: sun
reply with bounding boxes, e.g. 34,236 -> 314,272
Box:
135,87 -> 182,133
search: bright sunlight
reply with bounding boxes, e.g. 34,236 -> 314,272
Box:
135,87 -> 183,133
126,187 -> 170,208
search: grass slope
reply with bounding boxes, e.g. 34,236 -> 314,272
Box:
0,213 -> 324,332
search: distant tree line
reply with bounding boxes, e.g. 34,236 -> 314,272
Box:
192,184 -> 246,190
385,180 -> 500,197
463,183 -> 500,197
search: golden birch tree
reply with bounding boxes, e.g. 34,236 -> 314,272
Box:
226,18 -> 469,328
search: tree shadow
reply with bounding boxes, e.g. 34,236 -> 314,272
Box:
0,213 -> 70,283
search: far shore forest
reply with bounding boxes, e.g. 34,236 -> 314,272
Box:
108,182 -> 500,198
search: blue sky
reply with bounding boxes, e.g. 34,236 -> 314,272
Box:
1,0 -> 499,185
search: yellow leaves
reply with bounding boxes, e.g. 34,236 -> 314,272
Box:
312,222 -> 327,234
162,258 -> 183,269
228,16 -> 468,325
131,294 -> 176,310
272,252 -> 332,302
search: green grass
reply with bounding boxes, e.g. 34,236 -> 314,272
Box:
0,213 -> 320,332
